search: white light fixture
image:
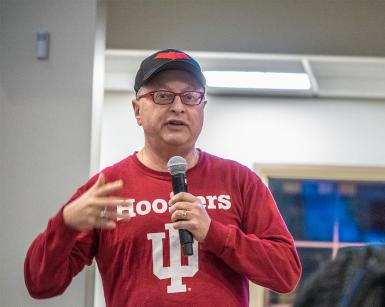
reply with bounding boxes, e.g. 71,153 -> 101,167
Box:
203,71 -> 311,90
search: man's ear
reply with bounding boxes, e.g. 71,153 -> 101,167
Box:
132,99 -> 142,126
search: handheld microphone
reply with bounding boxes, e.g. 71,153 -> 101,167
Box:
167,156 -> 194,256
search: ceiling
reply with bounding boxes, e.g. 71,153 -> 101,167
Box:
106,0 -> 385,57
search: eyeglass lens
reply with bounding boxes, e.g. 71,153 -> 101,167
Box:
153,91 -> 202,105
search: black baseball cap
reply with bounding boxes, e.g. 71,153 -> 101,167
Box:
134,49 -> 206,93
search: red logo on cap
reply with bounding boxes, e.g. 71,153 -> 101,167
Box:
154,52 -> 190,60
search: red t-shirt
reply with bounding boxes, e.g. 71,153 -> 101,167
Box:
25,151 -> 301,306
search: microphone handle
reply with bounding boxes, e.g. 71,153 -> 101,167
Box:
171,173 -> 194,256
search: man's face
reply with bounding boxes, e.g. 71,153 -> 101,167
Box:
132,70 -> 206,151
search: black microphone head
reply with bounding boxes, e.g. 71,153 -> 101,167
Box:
167,156 -> 187,175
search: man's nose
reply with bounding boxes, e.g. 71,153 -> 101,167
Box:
170,94 -> 185,112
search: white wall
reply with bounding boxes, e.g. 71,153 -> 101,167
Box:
0,22 -> 6,303
0,1 -> 104,306
101,92 -> 385,169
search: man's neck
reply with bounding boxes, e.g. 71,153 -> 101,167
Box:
137,145 -> 199,172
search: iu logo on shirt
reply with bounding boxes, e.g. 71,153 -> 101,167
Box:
147,223 -> 198,293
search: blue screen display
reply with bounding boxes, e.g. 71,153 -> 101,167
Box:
269,179 -> 385,243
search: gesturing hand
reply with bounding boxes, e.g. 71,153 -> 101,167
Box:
63,173 -> 131,231
169,192 -> 211,242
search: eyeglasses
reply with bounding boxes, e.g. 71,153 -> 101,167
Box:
137,90 -> 205,105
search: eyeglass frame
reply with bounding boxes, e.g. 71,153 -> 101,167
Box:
136,90 -> 206,106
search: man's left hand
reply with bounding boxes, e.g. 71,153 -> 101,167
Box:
169,192 -> 211,242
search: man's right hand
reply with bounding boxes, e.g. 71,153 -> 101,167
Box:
63,173 -> 131,231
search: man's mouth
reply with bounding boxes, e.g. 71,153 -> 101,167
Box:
165,120 -> 187,126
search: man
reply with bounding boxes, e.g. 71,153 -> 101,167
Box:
25,49 -> 301,306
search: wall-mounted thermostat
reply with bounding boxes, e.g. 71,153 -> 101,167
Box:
36,31 -> 50,60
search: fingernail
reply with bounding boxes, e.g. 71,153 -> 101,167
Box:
107,223 -> 116,229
